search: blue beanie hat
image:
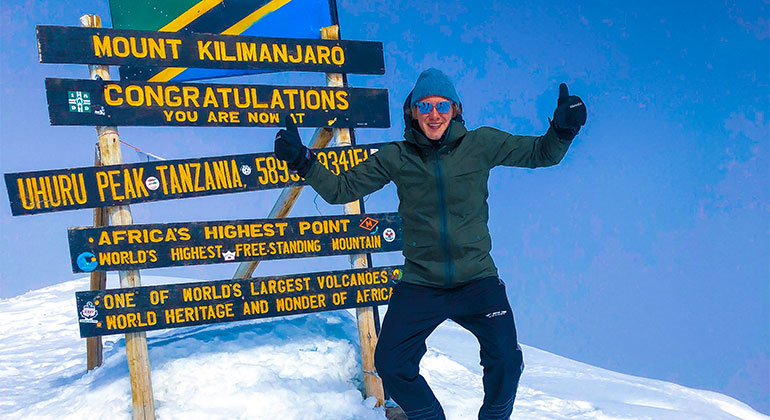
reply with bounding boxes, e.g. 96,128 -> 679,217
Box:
409,68 -> 460,108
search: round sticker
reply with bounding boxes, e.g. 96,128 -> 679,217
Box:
81,302 -> 97,318
145,176 -> 160,191
76,252 -> 98,272
383,228 -> 396,243
240,165 -> 252,175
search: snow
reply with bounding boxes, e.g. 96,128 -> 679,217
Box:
0,276 -> 766,420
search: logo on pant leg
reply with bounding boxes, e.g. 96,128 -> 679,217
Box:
485,310 -> 507,319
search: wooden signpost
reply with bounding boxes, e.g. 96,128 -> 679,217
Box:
75,265 -> 403,337
5,143 -> 384,215
320,23 -> 388,406
6,0 -> 394,415
80,13 -> 155,420
87,144 -> 108,371
228,25 -> 389,404
45,78 -> 390,128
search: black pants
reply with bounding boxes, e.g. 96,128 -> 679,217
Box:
374,277 -> 524,420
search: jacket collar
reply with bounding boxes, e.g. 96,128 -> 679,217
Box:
404,120 -> 467,154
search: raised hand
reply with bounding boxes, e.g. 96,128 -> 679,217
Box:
274,117 -> 315,176
552,83 -> 587,140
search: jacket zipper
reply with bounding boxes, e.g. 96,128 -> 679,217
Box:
433,148 -> 453,287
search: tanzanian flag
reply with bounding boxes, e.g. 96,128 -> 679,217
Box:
109,0 -> 338,82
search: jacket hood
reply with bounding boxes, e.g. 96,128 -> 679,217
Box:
402,90 -> 467,152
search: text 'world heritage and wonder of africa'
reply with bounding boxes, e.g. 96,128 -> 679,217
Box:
75,265 -> 404,337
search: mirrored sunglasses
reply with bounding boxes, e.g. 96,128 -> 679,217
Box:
415,101 -> 453,114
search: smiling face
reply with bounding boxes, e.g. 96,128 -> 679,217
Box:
413,95 -> 455,141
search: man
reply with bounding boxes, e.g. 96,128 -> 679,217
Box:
275,68 -> 586,420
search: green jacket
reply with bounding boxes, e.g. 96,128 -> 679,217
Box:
304,116 -> 572,288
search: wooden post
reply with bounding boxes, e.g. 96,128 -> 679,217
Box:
86,144 -> 108,371
231,24 -> 386,406
321,24 -> 386,406
81,14 -> 156,420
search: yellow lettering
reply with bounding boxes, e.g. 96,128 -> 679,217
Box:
95,171 -> 109,202
107,170 -> 123,200
148,38 -> 166,59
270,90 -> 285,109
317,46 -> 331,64
122,169 -> 136,198
129,37 -> 148,58
178,164 -> 194,193
167,39 -> 181,59
288,44 -> 302,63
220,41 -> 236,61
132,168 -> 149,198
306,90 -> 320,110
113,37 -> 130,57
169,165 -> 182,194
304,45 -> 317,64
331,46 -> 344,65
145,85 -> 164,106
16,178 -> 34,210
198,40 -> 214,60
164,85 -> 182,107
227,88 -> 248,110
283,89 -> 298,109
272,44 -> 287,62
241,42 -> 257,61
335,91 -> 349,110
156,166 -> 169,195
203,88 -> 219,107
203,162 -> 216,190
104,85 -> 123,106
259,43 -> 272,62
92,35 -> 111,57
321,90 -> 335,110
125,85 -> 143,106
216,88 -> 232,108
182,86 -> 200,107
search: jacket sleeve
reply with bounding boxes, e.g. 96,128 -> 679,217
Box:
303,143 -> 397,204
484,124 -> 572,168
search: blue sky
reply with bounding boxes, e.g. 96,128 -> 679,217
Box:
1,0 -> 768,414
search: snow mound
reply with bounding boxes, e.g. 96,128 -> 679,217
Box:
0,276 -> 766,420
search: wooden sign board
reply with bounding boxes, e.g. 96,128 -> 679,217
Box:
75,265 -> 404,337
37,26 -> 384,75
68,212 -> 401,272
45,78 -> 390,128
5,143 -> 385,216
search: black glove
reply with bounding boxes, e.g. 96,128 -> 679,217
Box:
551,83 -> 586,141
274,117 -> 315,177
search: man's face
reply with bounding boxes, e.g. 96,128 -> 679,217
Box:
413,95 -> 454,141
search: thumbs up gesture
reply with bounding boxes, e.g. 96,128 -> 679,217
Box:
552,83 -> 586,140
274,117 -> 315,176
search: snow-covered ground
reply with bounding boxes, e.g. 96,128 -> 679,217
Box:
0,276 -> 766,420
